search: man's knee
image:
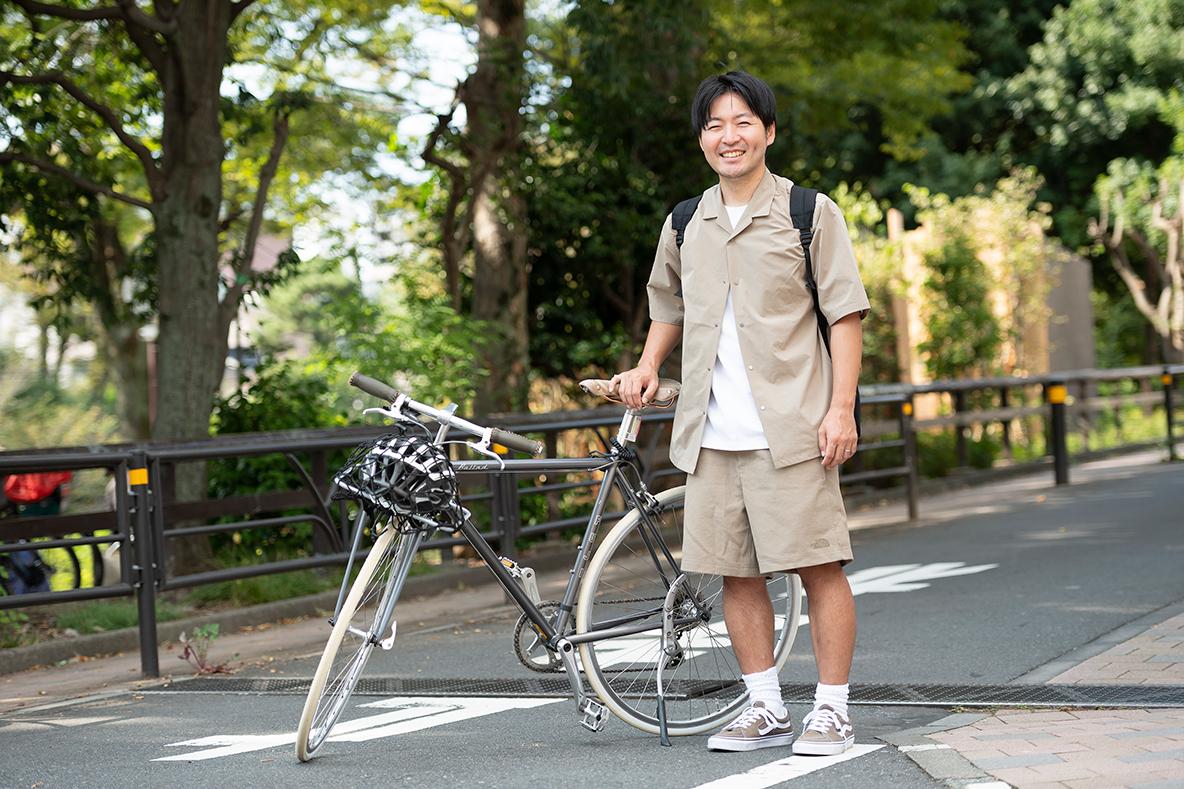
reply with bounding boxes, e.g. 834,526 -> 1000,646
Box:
796,561 -> 848,595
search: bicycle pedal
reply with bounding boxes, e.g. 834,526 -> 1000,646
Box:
578,697 -> 608,733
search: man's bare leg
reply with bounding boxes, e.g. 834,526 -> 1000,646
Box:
722,575 -> 775,673
796,561 -> 855,684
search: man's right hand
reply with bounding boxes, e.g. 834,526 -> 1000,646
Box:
609,364 -> 660,410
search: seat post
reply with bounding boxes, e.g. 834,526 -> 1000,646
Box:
615,410 -> 642,447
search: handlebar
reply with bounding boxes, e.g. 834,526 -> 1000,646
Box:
348,372 -> 544,456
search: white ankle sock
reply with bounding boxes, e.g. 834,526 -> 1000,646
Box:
742,667 -> 786,716
814,682 -> 849,717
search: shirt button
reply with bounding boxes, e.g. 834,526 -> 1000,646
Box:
760,405 -> 766,411
748,365 -> 754,370
733,281 -> 739,286
739,322 -> 745,327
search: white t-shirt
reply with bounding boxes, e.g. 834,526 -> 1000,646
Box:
700,204 -> 770,451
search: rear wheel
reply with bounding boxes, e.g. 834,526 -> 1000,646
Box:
295,526 -> 404,761
576,485 -> 802,735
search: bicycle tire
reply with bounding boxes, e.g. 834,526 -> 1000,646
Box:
576,485 -> 802,735
295,526 -> 400,761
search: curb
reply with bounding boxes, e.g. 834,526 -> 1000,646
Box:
0,543 -> 580,675
880,713 -> 1003,788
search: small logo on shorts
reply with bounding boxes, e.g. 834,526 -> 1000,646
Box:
811,538 -> 830,549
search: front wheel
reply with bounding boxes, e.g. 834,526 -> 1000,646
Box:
295,526 -> 402,761
576,485 -> 802,736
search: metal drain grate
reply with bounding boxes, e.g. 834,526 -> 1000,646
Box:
138,677 -> 1184,708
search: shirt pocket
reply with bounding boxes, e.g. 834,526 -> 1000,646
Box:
754,227 -> 809,314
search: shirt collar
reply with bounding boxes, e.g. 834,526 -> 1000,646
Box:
699,168 -> 776,224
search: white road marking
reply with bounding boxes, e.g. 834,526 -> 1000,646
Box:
596,562 -> 997,663
899,743 -> 951,752
154,696 -> 561,761
691,744 -> 884,788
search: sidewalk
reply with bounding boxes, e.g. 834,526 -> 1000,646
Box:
917,609 -> 1184,788
2,449 -> 1182,789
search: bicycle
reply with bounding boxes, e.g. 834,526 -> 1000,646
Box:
294,372 -> 803,760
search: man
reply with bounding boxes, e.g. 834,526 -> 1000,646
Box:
610,70 -> 869,755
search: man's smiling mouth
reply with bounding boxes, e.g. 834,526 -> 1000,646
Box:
721,151 -> 745,159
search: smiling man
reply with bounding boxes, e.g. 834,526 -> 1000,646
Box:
611,71 -> 870,754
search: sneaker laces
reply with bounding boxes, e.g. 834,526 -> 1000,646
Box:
725,704 -> 778,731
802,706 -> 841,734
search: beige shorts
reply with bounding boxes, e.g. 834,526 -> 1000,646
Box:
681,448 -> 853,576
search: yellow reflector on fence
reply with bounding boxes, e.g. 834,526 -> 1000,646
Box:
128,467 -> 149,486
1163,374 -> 1174,386
1048,385 -> 1068,404
902,402 -> 914,416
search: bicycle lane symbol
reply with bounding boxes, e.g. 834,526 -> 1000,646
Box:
590,562 -> 999,668
154,696 -> 562,761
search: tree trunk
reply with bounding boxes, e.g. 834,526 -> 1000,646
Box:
465,0 -> 528,416
148,1 -> 236,575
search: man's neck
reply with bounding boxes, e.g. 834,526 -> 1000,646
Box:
719,167 -> 766,206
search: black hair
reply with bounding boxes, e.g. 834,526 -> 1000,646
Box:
690,71 -> 777,135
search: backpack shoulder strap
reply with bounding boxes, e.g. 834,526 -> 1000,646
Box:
790,184 -> 826,329
789,183 -> 861,437
671,195 -> 703,248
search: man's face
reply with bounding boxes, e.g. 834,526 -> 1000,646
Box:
698,92 -> 775,182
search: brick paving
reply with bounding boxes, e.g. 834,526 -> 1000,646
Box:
1048,612 -> 1184,685
927,612 -> 1184,788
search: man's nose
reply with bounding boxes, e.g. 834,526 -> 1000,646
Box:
721,125 -> 741,144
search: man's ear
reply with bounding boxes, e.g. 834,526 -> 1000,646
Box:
766,122 -> 776,146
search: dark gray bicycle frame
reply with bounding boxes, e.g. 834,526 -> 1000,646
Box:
328,453 -> 682,654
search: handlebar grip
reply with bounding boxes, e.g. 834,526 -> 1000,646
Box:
349,372 -> 401,403
491,427 -> 545,456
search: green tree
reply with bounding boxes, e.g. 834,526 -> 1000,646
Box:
917,233 -> 1002,379
1002,0 -> 1184,246
1,0 -> 406,448
517,0 -> 974,379
1091,154 -> 1184,360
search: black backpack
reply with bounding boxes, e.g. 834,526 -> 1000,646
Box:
671,184 -> 862,437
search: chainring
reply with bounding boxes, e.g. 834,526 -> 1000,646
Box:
512,600 -> 563,673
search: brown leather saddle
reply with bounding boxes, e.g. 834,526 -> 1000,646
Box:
578,378 -> 682,409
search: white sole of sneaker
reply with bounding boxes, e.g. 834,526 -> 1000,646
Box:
707,732 -> 796,752
792,735 -> 855,756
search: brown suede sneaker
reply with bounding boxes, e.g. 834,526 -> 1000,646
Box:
792,704 -> 855,755
706,701 -> 795,752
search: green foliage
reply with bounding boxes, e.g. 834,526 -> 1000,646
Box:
1092,288 -> 1149,368
52,599 -> 185,635
0,352 -> 121,450
1001,0 -> 1184,245
184,569 -> 338,608
179,623 -> 228,673
916,430 -> 1002,478
917,234 -> 1002,379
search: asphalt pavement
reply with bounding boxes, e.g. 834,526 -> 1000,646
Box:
1,449 -> 1182,788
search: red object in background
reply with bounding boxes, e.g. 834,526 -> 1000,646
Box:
3,472 -> 73,503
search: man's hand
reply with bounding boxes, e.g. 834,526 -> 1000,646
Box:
609,364 -> 660,410
818,406 -> 858,469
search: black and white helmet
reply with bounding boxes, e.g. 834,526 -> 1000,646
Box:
333,424 -> 465,531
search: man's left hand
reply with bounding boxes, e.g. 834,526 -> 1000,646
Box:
818,407 -> 858,469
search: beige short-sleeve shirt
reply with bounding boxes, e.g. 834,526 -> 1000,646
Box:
647,170 -> 871,475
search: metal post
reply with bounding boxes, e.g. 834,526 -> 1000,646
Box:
1164,368 -> 1178,462
901,398 -> 920,520
130,450 -> 159,677
953,389 -> 968,468
1047,381 -> 1070,486
999,386 -> 1013,458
